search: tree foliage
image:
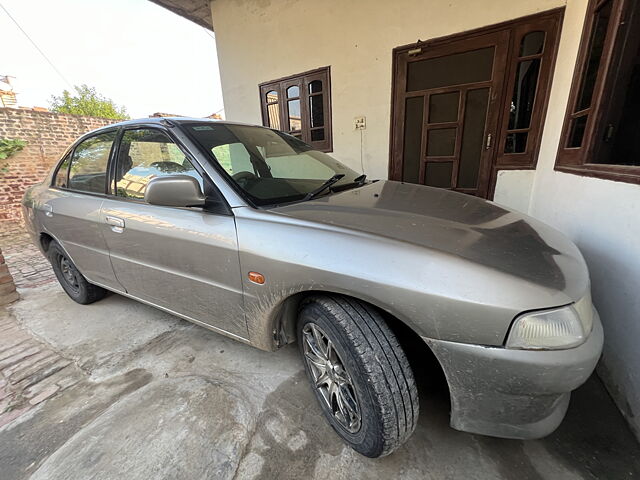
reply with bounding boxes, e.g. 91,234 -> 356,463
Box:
50,85 -> 129,120
0,138 -> 26,160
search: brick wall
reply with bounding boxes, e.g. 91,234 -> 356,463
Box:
0,108 -> 116,230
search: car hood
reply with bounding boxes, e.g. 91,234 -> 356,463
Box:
271,180 -> 589,301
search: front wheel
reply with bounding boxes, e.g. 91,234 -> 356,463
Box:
297,295 -> 419,457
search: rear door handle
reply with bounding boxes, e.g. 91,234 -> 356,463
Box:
105,215 -> 125,233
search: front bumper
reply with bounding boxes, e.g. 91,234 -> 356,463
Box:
423,309 -> 604,439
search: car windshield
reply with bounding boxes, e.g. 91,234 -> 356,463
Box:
185,122 -> 362,206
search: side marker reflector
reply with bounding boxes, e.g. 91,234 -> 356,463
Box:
248,271 -> 265,284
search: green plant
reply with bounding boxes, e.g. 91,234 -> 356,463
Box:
49,84 -> 129,120
0,138 -> 26,160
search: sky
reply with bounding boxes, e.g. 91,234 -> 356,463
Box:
0,0 -> 224,118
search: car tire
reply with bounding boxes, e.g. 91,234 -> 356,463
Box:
48,241 -> 106,305
297,295 -> 419,457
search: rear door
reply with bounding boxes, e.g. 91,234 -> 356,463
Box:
42,130 -> 123,291
100,127 -> 247,339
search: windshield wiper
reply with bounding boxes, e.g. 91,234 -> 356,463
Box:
353,174 -> 367,185
303,174 -> 345,201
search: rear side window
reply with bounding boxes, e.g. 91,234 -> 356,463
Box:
68,132 -> 116,194
114,128 -> 203,200
53,154 -> 71,188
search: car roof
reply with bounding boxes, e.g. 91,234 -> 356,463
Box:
89,117 -> 257,134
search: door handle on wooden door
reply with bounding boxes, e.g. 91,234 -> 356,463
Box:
485,133 -> 493,150
105,216 -> 125,233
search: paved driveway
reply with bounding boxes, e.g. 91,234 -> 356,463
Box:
0,230 -> 639,479
0,285 -> 638,480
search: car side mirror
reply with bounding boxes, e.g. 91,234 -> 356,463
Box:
144,175 -> 206,207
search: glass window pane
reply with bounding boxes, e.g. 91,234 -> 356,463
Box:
266,90 -> 278,102
593,6 -> 640,166
212,143 -> 253,175
508,59 -> 541,130
568,116 -> 588,148
505,132 -> 529,153
287,85 -> 300,98
576,0 -> 613,111
309,94 -> 324,127
402,96 -> 424,183
407,47 -> 494,91
187,123 -> 359,206
288,99 -> 301,131
311,129 -> 325,141
458,88 -> 490,189
425,162 -> 453,188
428,92 -> 459,123
309,80 -> 322,94
68,132 -> 115,194
267,103 -> 280,129
427,128 -> 456,156
115,129 -> 203,200
520,31 -> 545,56
54,155 -> 70,188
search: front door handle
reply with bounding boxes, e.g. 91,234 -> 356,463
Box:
105,215 -> 125,233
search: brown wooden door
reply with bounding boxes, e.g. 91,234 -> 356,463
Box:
391,31 -> 509,197
390,10 -> 563,198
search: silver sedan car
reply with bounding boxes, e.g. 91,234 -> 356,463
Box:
22,118 -> 603,457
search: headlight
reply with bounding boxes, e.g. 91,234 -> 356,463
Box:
506,295 -> 594,350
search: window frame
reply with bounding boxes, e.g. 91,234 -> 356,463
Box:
259,66 -> 333,152
50,128 -> 119,198
555,0 -> 640,184
109,126 -> 203,201
106,125 -> 232,215
388,8 -> 564,198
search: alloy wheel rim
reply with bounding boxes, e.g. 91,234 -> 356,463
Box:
302,322 -> 361,433
59,256 -> 80,293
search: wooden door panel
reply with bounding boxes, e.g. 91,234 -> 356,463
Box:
390,8 -> 563,199
392,30 -> 509,197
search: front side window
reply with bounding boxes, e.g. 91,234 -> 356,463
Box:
114,128 -> 203,200
556,0 -> 640,182
186,123 -> 360,206
68,131 -> 116,194
259,67 -> 332,152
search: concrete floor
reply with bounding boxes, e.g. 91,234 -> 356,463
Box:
1,284 -> 639,480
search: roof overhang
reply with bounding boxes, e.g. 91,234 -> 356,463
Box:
149,0 -> 213,31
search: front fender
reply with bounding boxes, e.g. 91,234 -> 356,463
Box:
233,207 -> 576,350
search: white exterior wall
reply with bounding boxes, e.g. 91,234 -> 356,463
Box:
210,0 -> 562,178
523,0 -> 640,436
210,0 -> 640,436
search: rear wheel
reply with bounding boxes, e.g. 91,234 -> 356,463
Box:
48,241 -> 106,304
297,295 -> 419,457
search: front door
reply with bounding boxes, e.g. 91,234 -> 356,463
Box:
390,9 -> 563,198
100,127 -> 248,340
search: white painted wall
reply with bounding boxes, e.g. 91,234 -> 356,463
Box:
210,0 -> 563,179
493,170 -> 535,213
522,0 -> 640,436
209,0 -> 640,437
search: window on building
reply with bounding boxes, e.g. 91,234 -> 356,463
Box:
556,0 -> 640,183
259,67 -> 332,152
67,131 -> 116,194
114,128 -> 203,200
